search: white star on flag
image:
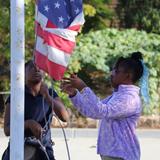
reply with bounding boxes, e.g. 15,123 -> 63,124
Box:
54,2 -> 60,9
58,16 -> 64,23
44,5 -> 49,12
75,8 -> 79,14
67,15 -> 71,20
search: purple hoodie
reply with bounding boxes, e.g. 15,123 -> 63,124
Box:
70,85 -> 141,160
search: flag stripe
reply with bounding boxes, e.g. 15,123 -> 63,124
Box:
46,20 -> 59,29
47,45 -> 70,67
36,36 -> 71,67
36,23 -> 76,53
35,51 -> 48,73
68,25 -> 82,31
36,20 -> 77,42
35,51 -> 66,80
36,9 -> 48,28
70,12 -> 85,27
35,36 -> 47,56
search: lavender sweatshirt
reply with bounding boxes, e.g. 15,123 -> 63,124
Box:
70,85 -> 141,160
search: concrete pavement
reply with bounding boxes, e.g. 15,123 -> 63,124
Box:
0,129 -> 160,160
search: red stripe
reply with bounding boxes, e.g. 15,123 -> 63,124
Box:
36,22 -> 75,53
47,60 -> 66,80
68,25 -> 81,31
35,50 -> 67,80
47,19 -> 81,31
34,50 -> 48,73
46,20 -> 57,28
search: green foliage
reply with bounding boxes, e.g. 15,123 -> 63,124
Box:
83,4 -> 96,17
0,1 -> 10,90
0,0 -> 35,61
0,0 -> 35,90
67,28 -> 160,114
0,1 -> 10,59
25,0 -> 35,59
117,0 -> 160,34
83,0 -> 115,33
44,75 -> 73,109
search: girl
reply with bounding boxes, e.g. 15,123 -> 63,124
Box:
61,52 -> 148,160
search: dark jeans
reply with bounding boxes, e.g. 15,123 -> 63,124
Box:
2,143 -> 56,160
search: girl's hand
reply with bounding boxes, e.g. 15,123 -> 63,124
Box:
60,80 -> 77,97
62,74 -> 87,92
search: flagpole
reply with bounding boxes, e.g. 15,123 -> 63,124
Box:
10,0 -> 25,159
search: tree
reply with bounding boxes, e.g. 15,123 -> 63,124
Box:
0,1 -> 10,91
117,0 -> 160,34
0,0 -> 35,91
83,0 -> 115,33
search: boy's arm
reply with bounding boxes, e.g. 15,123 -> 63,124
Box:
40,83 -> 69,122
4,103 -> 43,139
44,94 -> 69,122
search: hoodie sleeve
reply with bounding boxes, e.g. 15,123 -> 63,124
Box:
70,87 -> 141,119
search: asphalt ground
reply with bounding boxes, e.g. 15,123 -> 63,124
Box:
0,129 -> 160,160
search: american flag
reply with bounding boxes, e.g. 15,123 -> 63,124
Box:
34,0 -> 85,80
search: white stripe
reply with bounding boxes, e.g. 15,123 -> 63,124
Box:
36,36 -> 70,67
35,5 -> 38,18
45,28 -> 77,42
36,36 -> 48,56
36,9 -> 48,28
70,12 -> 85,27
48,45 -> 70,67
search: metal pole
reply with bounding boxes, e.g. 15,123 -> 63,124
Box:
10,0 -> 24,159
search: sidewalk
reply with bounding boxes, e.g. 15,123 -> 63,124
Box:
0,129 -> 160,160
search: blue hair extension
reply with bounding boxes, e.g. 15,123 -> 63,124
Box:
140,60 -> 150,104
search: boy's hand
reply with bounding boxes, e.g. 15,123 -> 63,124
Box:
25,120 -> 43,139
39,82 -> 49,98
